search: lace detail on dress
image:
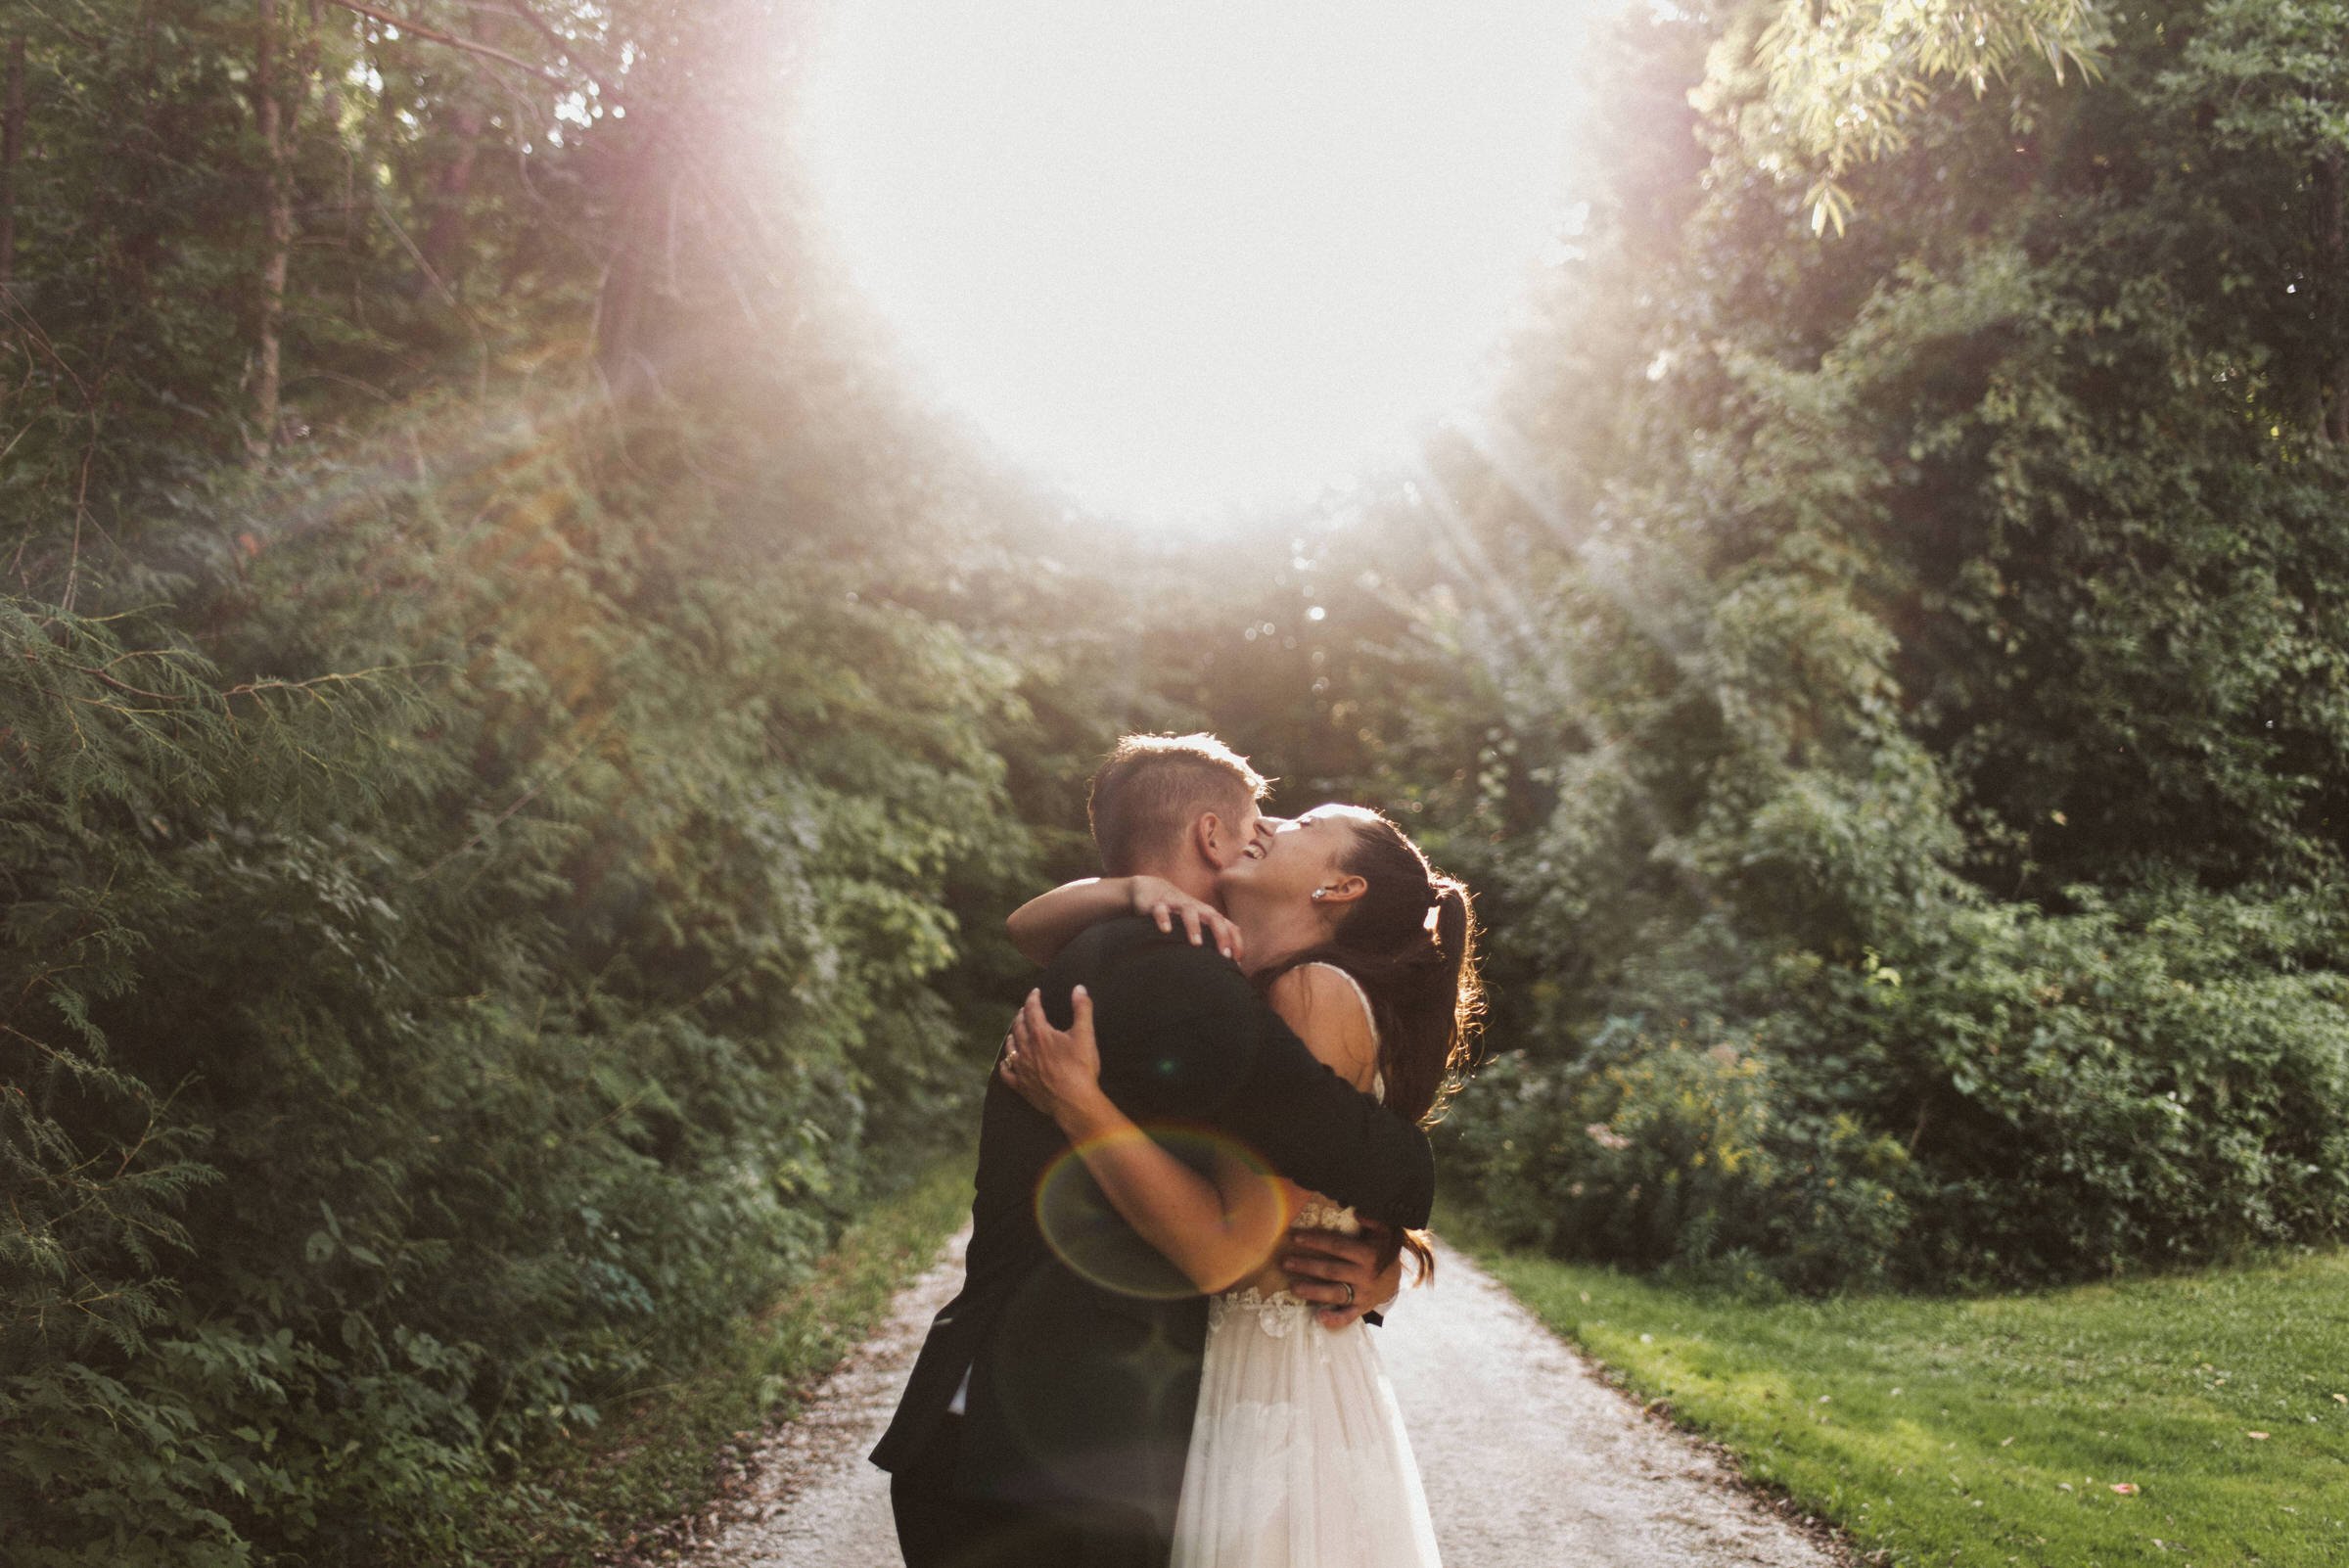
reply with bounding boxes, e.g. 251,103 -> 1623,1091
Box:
1291,1197 -> 1362,1235
1211,1286 -> 1312,1338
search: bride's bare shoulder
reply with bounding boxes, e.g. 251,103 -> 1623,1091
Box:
1267,963 -> 1378,1091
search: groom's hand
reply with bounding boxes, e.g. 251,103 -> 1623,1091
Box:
1282,1222 -> 1403,1329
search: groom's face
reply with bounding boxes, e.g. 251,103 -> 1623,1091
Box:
1205,799 -> 1277,873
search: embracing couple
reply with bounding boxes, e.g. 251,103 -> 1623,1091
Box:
873,733 -> 1482,1567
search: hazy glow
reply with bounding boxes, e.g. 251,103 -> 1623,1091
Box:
1035,1128 -> 1282,1298
801,1 -> 1589,524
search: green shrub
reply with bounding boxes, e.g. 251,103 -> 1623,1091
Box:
1,392 -> 1038,1564
1451,1025 -> 1912,1295
1452,881 -> 2349,1295
1873,885 -> 2349,1284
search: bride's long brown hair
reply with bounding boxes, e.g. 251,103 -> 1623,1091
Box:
1255,810 -> 1483,1282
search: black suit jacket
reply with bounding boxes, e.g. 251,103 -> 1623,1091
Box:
870,917 -> 1436,1538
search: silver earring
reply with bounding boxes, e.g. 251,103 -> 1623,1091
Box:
1312,888 -> 1330,901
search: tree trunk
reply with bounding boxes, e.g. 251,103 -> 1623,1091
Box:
418,101 -> 483,290
310,0 -> 353,247
0,34 -> 24,289
2317,146 -> 2348,445
249,0 -> 290,462
592,117 -> 673,391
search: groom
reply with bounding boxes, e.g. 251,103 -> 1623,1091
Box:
873,733 -> 1431,1567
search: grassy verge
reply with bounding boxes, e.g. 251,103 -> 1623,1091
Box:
502,1146 -> 975,1564
1447,1215 -> 2349,1567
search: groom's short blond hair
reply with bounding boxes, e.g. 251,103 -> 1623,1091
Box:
1087,733 -> 1269,876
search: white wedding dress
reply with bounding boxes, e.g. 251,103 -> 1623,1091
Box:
1169,967 -> 1444,1568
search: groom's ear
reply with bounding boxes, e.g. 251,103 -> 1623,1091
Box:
1192,810 -> 1240,870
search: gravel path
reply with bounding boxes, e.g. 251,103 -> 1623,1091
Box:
1380,1241 -> 1847,1566
667,1228 -> 1852,1567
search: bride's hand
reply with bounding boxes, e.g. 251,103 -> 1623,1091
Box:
1127,876 -> 1244,963
999,986 -> 1109,1130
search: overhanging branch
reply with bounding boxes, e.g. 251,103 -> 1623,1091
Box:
318,0 -> 570,87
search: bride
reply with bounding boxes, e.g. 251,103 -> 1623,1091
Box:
997,803 -> 1481,1568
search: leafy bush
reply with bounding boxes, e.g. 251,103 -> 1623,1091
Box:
1451,880 -> 2349,1294
1872,886 -> 2349,1284
1451,1027 -> 1911,1297
0,389 -> 1039,1565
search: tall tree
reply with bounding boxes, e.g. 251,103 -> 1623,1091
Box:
0,33 -> 23,286
248,0 -> 290,460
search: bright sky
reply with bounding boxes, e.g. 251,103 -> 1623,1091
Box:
799,1 -> 1593,528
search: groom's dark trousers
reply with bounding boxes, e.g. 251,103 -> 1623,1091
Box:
872,917 -> 1437,1567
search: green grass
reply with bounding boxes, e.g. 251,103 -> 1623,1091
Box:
499,1147 -> 975,1564
1450,1217 -> 2349,1568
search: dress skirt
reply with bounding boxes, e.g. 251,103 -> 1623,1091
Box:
1168,1286 -> 1443,1568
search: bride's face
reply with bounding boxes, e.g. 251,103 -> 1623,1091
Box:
1219,804 -> 1368,907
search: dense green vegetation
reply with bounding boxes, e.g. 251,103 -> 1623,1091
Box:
1460,1221 -> 2349,1567
3,379 -> 1035,1562
513,1146 -> 976,1561
1,6 -> 1086,1562
1172,0 -> 2349,1295
3,0 -> 2344,1564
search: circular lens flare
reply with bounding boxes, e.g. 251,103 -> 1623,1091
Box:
800,0 -> 1590,525
1035,1126 -> 1283,1299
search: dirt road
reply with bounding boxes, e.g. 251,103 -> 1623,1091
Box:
665,1229 -> 1850,1567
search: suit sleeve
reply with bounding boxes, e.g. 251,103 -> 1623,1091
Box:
1086,940 -> 1436,1230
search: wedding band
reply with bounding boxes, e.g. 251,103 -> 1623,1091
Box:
1340,1281 -> 1356,1307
